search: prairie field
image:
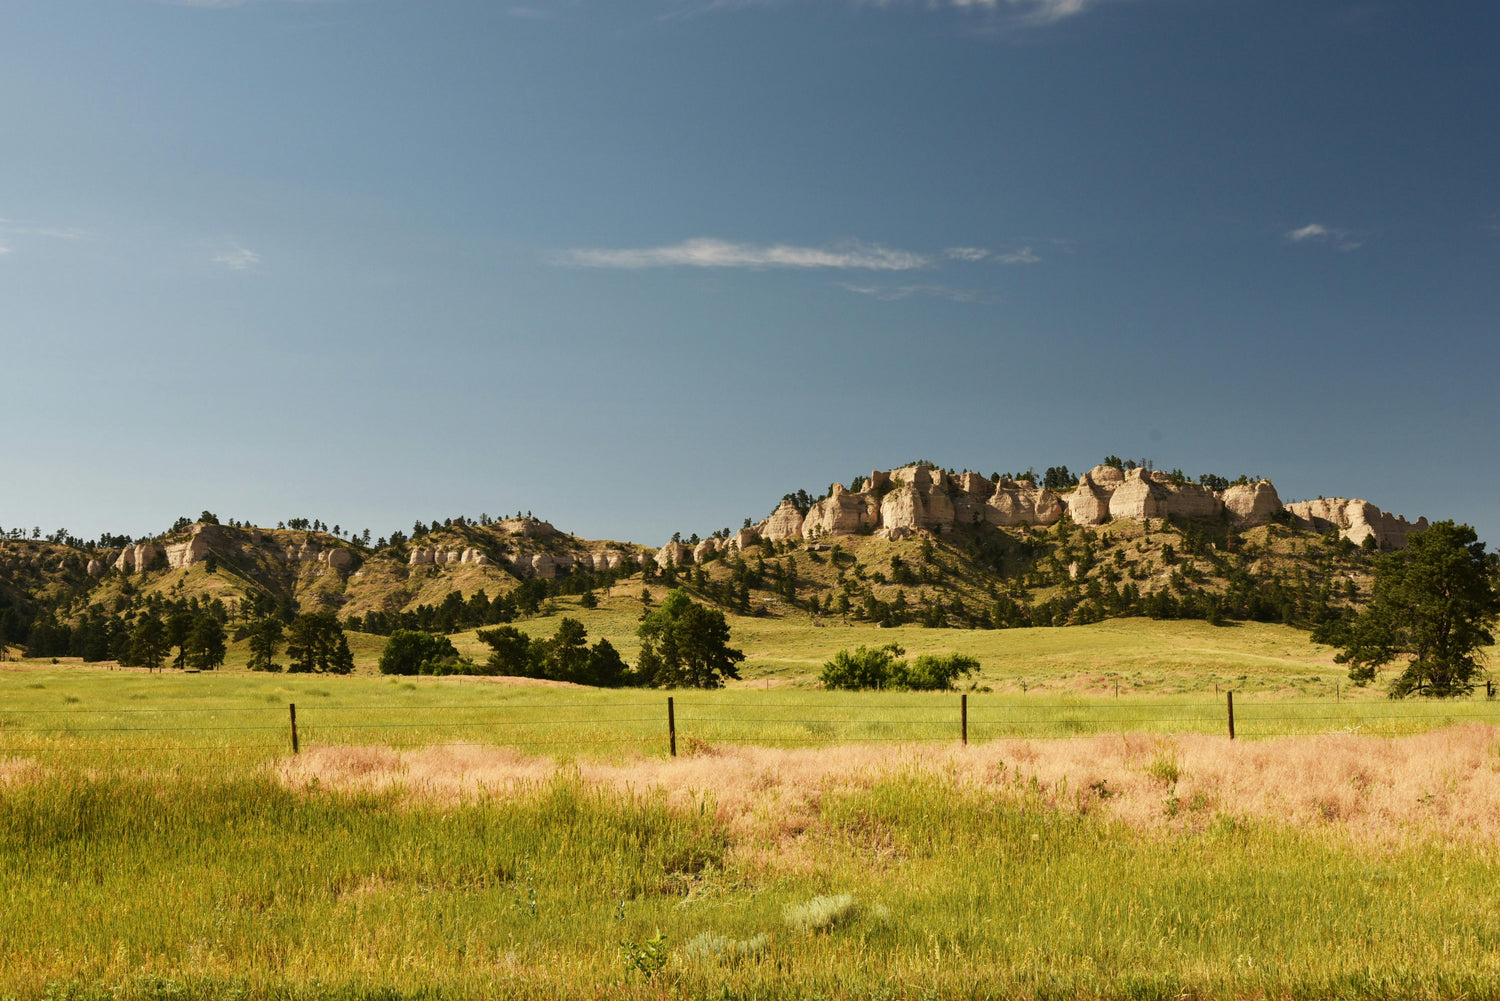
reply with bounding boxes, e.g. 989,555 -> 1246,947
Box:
5,618 -> 1500,999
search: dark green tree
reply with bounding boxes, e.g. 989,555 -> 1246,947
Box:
129,612 -> 169,672
184,614 -> 227,671
378,629 -> 459,675
286,612 -> 353,674
246,615 -> 285,672
476,625 -> 533,676
636,589 -> 743,689
1333,521 -> 1499,697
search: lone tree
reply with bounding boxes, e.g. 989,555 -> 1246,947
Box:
636,588 -> 743,689
1334,521 -> 1499,697
286,612 -> 355,674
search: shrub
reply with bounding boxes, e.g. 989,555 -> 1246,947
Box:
821,646 -> 977,691
379,629 -> 459,676
784,894 -> 859,934
820,644 -> 904,690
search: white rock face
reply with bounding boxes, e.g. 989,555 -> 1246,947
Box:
1067,474 -> 1112,527
1285,498 -> 1428,549
802,483 -> 880,538
409,548 -> 435,566
1222,482 -> 1282,525
762,500 -> 806,542
86,559 -> 106,576
114,543 -> 160,573
655,540 -> 691,568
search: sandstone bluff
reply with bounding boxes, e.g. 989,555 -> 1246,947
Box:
654,463 -> 1428,565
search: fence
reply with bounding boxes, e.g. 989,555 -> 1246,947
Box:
4,692 -> 1500,757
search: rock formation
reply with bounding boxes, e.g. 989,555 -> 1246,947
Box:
86,559 -> 106,576
1222,481 -> 1281,525
726,462 -> 1422,550
499,518 -> 557,538
1285,499 -> 1428,549
655,540 -> 691,569
1066,473 -> 1112,527
802,483 -> 880,537
114,543 -> 160,573
761,500 -> 806,542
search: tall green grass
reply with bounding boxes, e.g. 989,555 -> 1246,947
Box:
2,667 -> 1498,766
5,765 -> 1500,999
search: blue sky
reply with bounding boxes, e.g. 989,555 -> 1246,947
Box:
3,0 -> 1497,547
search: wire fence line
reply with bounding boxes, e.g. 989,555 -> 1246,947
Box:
4,694 -> 1500,756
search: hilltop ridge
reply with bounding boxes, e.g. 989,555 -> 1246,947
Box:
0,458 -> 1444,660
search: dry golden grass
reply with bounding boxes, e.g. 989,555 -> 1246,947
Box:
280,723 -> 1500,851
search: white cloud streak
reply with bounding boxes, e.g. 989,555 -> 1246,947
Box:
558,238 -> 928,271
1287,223 -> 1329,242
944,246 -> 991,262
213,246 -> 260,270
1286,222 -> 1361,251
840,282 -> 983,303
949,0 -> 1094,24
664,0 -> 1100,25
997,245 -> 1041,264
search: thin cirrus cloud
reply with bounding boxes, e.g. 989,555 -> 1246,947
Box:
213,246 -> 261,271
1286,222 -> 1361,251
557,238 -> 929,271
944,245 -> 1042,264
839,282 -> 984,303
996,245 -> 1041,264
668,0 -> 1101,25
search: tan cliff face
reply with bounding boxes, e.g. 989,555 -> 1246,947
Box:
1284,498 -> 1428,550
659,463 -> 1427,563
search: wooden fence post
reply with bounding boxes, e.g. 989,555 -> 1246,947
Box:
1226,691 -> 1235,741
667,697 -> 676,758
961,693 -> 968,746
289,703 -> 299,754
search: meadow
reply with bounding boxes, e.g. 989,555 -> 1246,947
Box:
5,616 -> 1500,999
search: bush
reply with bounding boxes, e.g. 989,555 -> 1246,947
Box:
821,645 -> 977,691
379,629 -> 460,676
821,645 -> 904,690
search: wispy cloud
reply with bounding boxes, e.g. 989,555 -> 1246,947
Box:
944,246 -> 991,262
1286,222 -> 1361,251
213,246 -> 260,270
664,0 -> 1101,25
997,245 -> 1041,264
950,0 -> 1096,25
0,243 -> 11,257
840,282 -> 984,303
557,237 -> 928,271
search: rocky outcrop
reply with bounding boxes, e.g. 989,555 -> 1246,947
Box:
1285,499 -> 1428,549
499,518 -> 557,538
761,500 -> 806,542
1223,481 -> 1281,525
1067,474 -> 1112,527
693,538 -> 721,563
86,559 -> 106,576
1108,470 -> 1163,521
984,484 -> 1064,527
165,529 -> 214,569
803,483 -> 880,537
732,528 -> 760,551
114,543 -> 160,573
655,540 -> 691,568
318,548 -> 356,571
409,548 -> 436,566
